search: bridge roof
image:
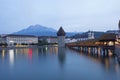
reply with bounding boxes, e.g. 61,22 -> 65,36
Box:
99,33 -> 116,41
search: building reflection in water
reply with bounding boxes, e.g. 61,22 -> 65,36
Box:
2,49 -> 5,59
38,47 -> 47,57
54,47 -> 58,54
38,48 -> 43,56
28,48 -> 33,61
58,47 -> 66,68
15,48 -> 29,58
9,49 -> 14,67
49,46 -> 58,55
0,49 -> 6,61
37,46 -> 58,57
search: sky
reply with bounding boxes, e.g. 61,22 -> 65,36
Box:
0,0 -> 120,34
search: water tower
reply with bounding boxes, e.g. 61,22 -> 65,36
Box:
57,26 -> 66,47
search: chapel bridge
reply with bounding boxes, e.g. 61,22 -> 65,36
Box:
66,33 -> 118,56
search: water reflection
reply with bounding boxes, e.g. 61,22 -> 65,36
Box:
2,49 -> 5,59
58,47 -> 66,68
0,46 -> 120,80
50,46 -> 58,55
9,49 -> 14,67
38,47 -> 47,57
0,46 -> 59,60
73,47 -> 120,74
28,48 -> 32,61
37,46 -> 58,57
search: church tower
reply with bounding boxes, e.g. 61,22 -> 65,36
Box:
88,30 -> 94,39
57,26 -> 66,47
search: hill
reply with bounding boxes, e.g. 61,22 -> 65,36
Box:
13,24 -> 77,36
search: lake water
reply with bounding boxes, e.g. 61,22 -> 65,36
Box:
0,46 -> 120,80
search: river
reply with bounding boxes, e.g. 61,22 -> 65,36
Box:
0,46 -> 120,80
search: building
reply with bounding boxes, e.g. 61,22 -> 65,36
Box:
3,34 -> 38,46
65,38 -> 77,43
0,35 -> 6,44
107,30 -> 119,34
38,36 -> 57,44
47,36 -> 57,43
70,31 -> 104,42
57,27 -> 66,47
71,31 -> 95,41
0,35 -> 2,43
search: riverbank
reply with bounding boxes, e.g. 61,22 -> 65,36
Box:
0,45 -> 58,50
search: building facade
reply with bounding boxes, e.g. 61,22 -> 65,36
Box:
73,31 -> 95,41
38,36 -> 57,44
47,37 -> 57,43
0,35 -> 6,44
3,34 -> 38,46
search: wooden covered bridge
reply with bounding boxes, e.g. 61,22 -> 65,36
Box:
66,33 -> 117,56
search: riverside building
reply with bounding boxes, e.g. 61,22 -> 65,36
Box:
3,34 -> 38,46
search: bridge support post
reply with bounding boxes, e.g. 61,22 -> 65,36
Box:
96,47 -> 98,56
103,48 -> 106,56
80,47 -> 82,52
106,49 -> 109,56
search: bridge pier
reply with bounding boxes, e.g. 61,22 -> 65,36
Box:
85,47 -> 88,53
94,47 -> 98,56
93,47 -> 95,54
92,47 -> 95,55
102,48 -> 106,56
96,47 -> 99,55
90,47 -> 93,54
83,47 -> 85,53
67,42 -> 115,58
88,47 -> 90,54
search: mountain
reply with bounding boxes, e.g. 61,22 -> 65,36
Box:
13,24 -> 77,36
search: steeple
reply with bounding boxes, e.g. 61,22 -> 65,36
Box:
57,26 -> 66,36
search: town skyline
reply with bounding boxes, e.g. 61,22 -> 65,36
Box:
0,0 -> 120,34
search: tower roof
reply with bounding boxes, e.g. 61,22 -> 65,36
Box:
57,26 -> 66,36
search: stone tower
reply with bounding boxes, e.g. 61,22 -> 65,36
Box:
57,26 -> 66,47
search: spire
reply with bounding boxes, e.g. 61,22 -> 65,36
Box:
57,26 -> 66,36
